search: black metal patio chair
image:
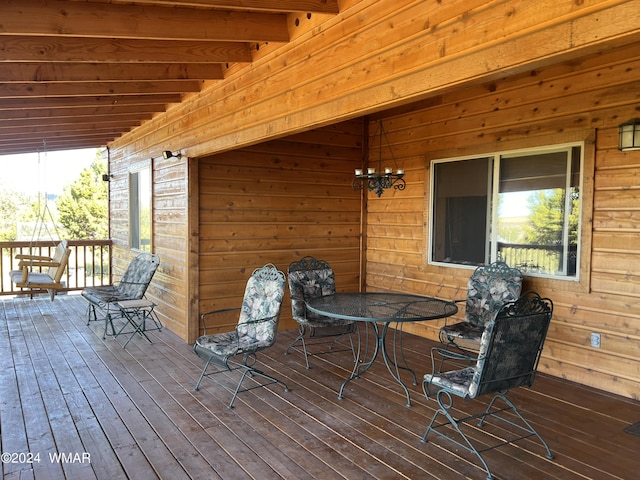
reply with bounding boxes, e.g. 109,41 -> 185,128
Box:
285,256 -> 356,369
82,253 -> 160,338
439,261 -> 523,353
421,291 -> 554,480
193,263 -> 289,408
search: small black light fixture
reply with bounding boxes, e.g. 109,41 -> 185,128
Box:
618,119 -> 640,151
102,173 -> 113,182
162,150 -> 182,159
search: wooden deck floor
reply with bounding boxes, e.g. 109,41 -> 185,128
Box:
1,294 -> 639,480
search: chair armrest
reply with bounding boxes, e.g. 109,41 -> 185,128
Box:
200,307 -> 241,336
19,259 -> 61,268
432,347 -> 477,362
16,253 -> 54,261
429,346 -> 478,375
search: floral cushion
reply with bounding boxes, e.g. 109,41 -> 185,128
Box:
441,262 -> 522,344
427,292 -> 553,399
424,366 -> 477,397
288,257 -> 352,328
82,253 -> 160,306
464,263 -> 523,328
195,264 -> 286,358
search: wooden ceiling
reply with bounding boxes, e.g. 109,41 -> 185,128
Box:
0,0 -> 339,156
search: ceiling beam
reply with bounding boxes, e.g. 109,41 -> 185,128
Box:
0,0 -> 290,42
0,36 -> 253,63
0,95 -> 184,110
0,123 -> 142,138
0,104 -> 168,120
0,137 -> 117,154
0,81 -> 203,98
0,114 -> 154,129
0,63 -> 225,82
98,0 -> 340,14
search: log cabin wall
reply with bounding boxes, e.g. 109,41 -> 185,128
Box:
366,44 -> 640,400
105,0 -> 640,399
197,121 -> 363,336
107,147 -> 191,339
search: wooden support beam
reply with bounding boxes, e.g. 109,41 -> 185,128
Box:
0,104 -> 167,120
0,81 -> 203,98
0,36 -> 253,63
0,63 -> 225,82
0,0 -> 290,43
0,95 -> 183,110
107,0 -> 340,14
0,113 -> 154,129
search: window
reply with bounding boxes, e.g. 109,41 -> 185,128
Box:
130,164 -> 152,251
429,143 -> 582,279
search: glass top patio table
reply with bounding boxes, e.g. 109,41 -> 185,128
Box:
306,292 -> 458,323
306,292 -> 458,406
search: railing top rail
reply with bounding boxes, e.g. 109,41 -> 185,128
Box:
0,239 -> 113,248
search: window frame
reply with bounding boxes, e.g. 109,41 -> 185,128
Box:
129,160 -> 153,252
427,133 -> 594,291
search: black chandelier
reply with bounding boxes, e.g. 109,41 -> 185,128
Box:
352,120 -> 406,197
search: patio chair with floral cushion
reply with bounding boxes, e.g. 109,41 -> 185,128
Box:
82,253 -> 160,338
422,291 -> 554,480
439,261 -> 523,353
285,256 -> 356,369
193,264 -> 289,409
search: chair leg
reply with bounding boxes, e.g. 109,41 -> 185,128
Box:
194,353 -> 289,409
86,304 -> 97,325
194,357 -> 213,391
227,364 -> 289,409
480,392 -> 554,461
284,326 -> 311,369
422,390 -> 495,480
422,390 -> 554,480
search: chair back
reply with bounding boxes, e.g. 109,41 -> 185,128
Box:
48,240 -> 71,282
287,256 -> 336,325
464,261 -> 523,328
237,264 -> 286,346
117,253 -> 160,299
469,292 -> 553,398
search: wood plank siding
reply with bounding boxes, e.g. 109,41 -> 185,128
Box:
2,295 -> 639,480
105,0 -> 640,400
197,122 -> 364,334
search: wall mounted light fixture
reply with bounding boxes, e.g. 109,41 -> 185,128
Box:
102,173 -> 113,182
162,150 -> 182,159
618,119 -> 640,151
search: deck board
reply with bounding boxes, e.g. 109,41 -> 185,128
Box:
1,294 -> 639,480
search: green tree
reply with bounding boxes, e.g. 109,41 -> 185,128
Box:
56,155 -> 108,239
0,182 -> 38,241
524,188 -> 579,245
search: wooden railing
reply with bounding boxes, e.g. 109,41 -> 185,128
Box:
0,240 -> 113,297
498,242 -> 577,276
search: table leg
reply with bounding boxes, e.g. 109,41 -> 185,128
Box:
338,322 -> 417,406
379,322 -> 417,407
338,322 -> 380,400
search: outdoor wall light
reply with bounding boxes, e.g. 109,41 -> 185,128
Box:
162,150 -> 182,159
101,173 -> 113,182
618,119 -> 640,151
